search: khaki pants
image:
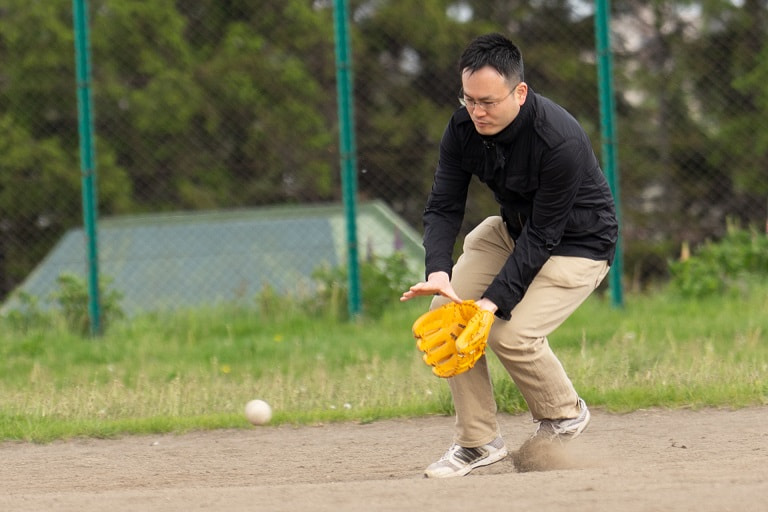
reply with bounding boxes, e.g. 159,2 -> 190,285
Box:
430,216 -> 610,448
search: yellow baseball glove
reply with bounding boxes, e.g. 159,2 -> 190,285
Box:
412,300 -> 495,378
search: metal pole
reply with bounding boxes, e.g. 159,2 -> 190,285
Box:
72,0 -> 102,335
332,0 -> 362,318
594,0 -> 624,308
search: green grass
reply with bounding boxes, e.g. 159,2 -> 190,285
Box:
1,284 -> 767,442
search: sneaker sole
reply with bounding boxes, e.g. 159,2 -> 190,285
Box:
424,447 -> 509,478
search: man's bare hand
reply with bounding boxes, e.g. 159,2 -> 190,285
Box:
400,271 -> 462,304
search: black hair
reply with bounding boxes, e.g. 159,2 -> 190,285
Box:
458,33 -> 524,84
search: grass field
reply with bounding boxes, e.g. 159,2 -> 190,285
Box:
1,283 -> 766,442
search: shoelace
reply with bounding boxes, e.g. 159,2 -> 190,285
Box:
438,444 -> 461,461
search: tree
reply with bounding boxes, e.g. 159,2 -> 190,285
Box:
91,0 -> 338,208
350,0 -> 600,230
0,0 -> 130,296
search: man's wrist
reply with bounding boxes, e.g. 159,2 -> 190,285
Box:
475,297 -> 498,313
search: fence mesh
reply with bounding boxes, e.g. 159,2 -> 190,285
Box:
1,0 -> 766,316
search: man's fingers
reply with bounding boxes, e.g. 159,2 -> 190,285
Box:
400,278 -> 462,304
441,289 -> 463,303
400,282 -> 430,302
447,294 -> 463,304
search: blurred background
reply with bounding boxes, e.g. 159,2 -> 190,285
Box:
0,0 -> 766,319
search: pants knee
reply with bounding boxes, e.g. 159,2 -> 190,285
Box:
487,322 -> 544,355
462,216 -> 506,253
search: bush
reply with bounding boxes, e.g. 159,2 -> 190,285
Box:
668,222 -> 768,298
311,252 -> 418,319
2,291 -> 52,332
50,273 -> 125,335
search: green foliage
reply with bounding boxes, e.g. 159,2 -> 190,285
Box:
311,252 -> 418,320
252,283 -> 307,323
2,273 -> 126,336
2,291 -> 52,332
668,223 -> 768,298
3,0 -> 768,311
50,273 -> 125,336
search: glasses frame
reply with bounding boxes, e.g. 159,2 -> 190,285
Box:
459,84 -> 518,112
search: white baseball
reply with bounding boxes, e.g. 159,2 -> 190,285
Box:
244,399 -> 272,425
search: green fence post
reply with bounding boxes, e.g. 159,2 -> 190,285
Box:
73,0 -> 102,335
333,0 -> 362,318
594,0 -> 624,308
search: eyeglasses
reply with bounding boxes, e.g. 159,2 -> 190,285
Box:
459,86 -> 517,112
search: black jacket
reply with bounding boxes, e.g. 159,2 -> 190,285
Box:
423,90 -> 618,319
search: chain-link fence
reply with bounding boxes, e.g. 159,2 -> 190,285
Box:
1,0 -> 766,317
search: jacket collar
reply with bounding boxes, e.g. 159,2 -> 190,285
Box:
480,90 -> 536,180
482,88 -> 535,146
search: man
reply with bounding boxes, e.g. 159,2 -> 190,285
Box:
400,33 -> 618,478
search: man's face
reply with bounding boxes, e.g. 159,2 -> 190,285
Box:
461,66 -> 528,136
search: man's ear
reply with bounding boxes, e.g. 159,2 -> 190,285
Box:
515,82 -> 529,105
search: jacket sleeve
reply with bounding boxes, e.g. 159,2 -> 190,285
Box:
422,118 -> 472,279
483,138 -> 589,319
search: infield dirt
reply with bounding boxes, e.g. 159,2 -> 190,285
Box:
2,406 -> 766,511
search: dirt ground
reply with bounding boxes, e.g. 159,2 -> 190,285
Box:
1,406 -> 767,512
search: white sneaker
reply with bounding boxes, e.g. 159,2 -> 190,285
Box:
424,436 -> 508,478
534,398 -> 591,441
